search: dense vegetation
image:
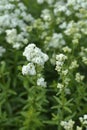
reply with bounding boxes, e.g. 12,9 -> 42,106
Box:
0,0 -> 87,130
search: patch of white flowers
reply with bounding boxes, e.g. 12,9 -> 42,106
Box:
61,115 -> 87,130
57,83 -> 64,92
76,126 -> 82,130
62,46 -> 72,53
22,43 -> 49,76
6,29 -> 28,49
69,60 -> 79,70
22,63 -> 36,76
79,114 -> 87,126
79,47 -> 87,65
41,9 -> 51,22
0,0 -> 34,49
49,33 -> 65,48
61,119 -> 75,130
75,73 -> 84,83
82,57 -> 87,65
55,54 -> 67,72
23,43 -> 49,66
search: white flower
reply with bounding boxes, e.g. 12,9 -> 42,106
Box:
64,77 -> 70,86
41,9 -> 51,21
6,29 -> 17,43
37,77 -> 47,87
76,126 -> 82,130
62,69 -> 68,76
56,54 -> 67,61
22,63 -> 36,76
49,33 -> 65,48
82,57 -> 87,65
6,29 -> 28,49
84,115 -> 87,120
54,3 -> 67,15
79,114 -> 87,126
61,119 -> 75,130
0,0 -> 33,49
59,22 -> 67,29
69,60 -> 79,69
57,83 -> 64,91
23,43 -> 49,66
62,46 -> 72,53
75,73 -> 84,83
55,54 -> 67,72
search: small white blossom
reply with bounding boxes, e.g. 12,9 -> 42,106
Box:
69,60 -> 79,69
56,54 -> 67,61
57,83 -> 64,91
22,63 -> 36,76
41,9 -> 51,21
76,126 -> 82,130
62,69 -> 68,76
75,73 -> 84,83
62,46 -> 72,53
6,29 -> 17,43
61,119 -> 75,130
59,22 -> 67,29
82,57 -> 87,65
64,77 -> 70,86
79,114 -> 87,126
37,77 -> 47,87
55,54 -> 67,72
6,29 -> 28,49
49,33 -> 65,48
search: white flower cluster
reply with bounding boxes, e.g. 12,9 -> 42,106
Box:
0,0 -> 34,49
6,29 -> 28,49
67,0 -> 87,11
64,21 -> 79,36
23,43 -> 49,66
62,46 -> 72,53
62,69 -> 68,76
82,57 -> 87,65
41,9 -> 51,21
22,63 -> 36,76
0,46 -> 6,57
75,73 -> 84,83
79,114 -> 87,126
49,33 -> 65,48
37,77 -> 47,87
54,1 -> 68,16
76,126 -> 82,130
61,119 -> 75,130
80,47 -> 87,65
54,0 -> 87,16
57,83 -> 64,92
55,54 -> 67,72
69,60 -> 79,70
22,43 -> 49,76
53,0 -> 87,45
